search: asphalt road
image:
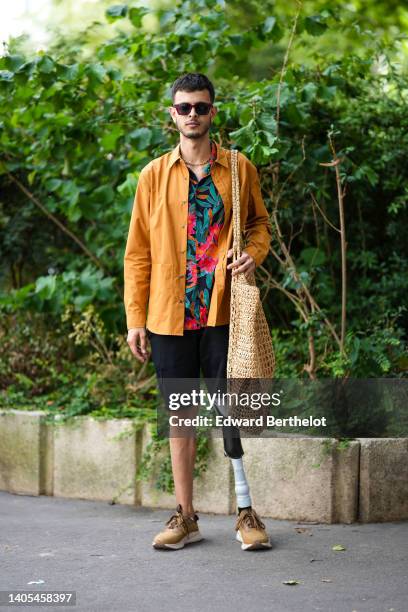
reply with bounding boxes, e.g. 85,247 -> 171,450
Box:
1,491 -> 407,612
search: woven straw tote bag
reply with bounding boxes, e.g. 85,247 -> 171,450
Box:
226,149 -> 276,434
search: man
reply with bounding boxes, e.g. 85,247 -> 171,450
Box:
124,73 -> 272,551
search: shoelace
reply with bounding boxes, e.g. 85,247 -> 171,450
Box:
165,509 -> 198,531
165,511 -> 188,531
236,509 -> 265,531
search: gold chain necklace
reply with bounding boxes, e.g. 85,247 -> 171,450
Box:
182,157 -> 211,166
180,145 -> 212,167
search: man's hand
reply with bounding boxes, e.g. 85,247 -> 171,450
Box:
226,248 -> 256,276
127,327 -> 150,363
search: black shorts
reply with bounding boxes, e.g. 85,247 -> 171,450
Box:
146,324 -> 229,417
146,324 -> 229,379
147,324 -> 244,453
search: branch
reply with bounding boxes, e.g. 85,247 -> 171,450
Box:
275,1 -> 303,142
271,208 -> 342,348
4,169 -> 123,300
309,191 -> 340,233
322,136 -> 347,353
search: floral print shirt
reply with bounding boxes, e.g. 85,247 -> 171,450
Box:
184,140 -> 225,330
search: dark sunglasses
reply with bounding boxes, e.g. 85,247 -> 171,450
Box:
172,102 -> 213,116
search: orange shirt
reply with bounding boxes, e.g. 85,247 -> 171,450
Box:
123,140 -> 272,335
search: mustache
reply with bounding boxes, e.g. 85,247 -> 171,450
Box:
174,117 -> 212,136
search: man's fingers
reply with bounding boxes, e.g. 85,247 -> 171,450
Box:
139,334 -> 148,358
135,333 -> 149,362
127,334 -> 137,355
127,329 -> 149,363
230,257 -> 256,275
227,254 -> 246,269
132,339 -> 145,363
134,349 -> 145,363
232,263 -> 253,275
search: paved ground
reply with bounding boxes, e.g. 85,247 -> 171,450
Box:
0,491 -> 407,612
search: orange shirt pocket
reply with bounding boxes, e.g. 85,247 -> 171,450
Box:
148,262 -> 174,320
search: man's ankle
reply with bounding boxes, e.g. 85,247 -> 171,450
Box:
183,510 -> 197,519
179,504 -> 196,518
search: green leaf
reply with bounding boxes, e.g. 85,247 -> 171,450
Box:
332,544 -> 346,551
239,107 -> 253,125
129,127 -> 153,150
46,178 -> 62,192
117,173 -> 137,198
304,15 -> 328,36
27,170 -> 37,185
105,4 -> 128,22
262,130 -> 277,147
74,294 -> 93,309
38,56 -> 55,74
263,16 -> 276,34
258,113 -> 277,133
58,63 -> 80,82
259,17 -> 283,42
230,121 -> 255,147
4,55 -> 25,71
354,164 -> 379,187
0,71 -> 14,81
35,275 -> 57,300
92,185 -> 115,205
301,82 -> 318,103
101,125 -> 123,150
229,34 -> 244,46
285,103 -> 306,126
86,63 -> 106,83
250,141 -> 276,165
128,7 -> 149,27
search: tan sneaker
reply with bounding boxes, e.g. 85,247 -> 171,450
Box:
235,507 -> 272,550
152,504 -> 203,550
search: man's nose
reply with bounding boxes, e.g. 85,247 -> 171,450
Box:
189,106 -> 199,119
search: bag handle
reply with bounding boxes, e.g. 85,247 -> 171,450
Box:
230,149 -> 242,262
230,149 -> 258,289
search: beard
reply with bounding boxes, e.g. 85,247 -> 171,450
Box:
176,117 -> 212,139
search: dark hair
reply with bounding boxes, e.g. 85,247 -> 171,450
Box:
171,73 -> 215,104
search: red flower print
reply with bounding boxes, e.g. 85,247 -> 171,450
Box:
199,254 -> 217,273
185,261 -> 198,289
187,212 -> 196,235
200,305 -> 208,325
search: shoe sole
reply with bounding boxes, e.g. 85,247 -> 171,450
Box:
236,530 -> 272,550
152,531 -> 203,550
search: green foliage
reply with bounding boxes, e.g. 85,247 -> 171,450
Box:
0,0 -> 407,449
0,308 -> 158,419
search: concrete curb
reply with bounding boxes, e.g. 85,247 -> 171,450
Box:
358,437 -> 408,522
0,410 -> 407,523
241,437 -> 360,523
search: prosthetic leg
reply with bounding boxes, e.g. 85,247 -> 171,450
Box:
215,400 -> 252,510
